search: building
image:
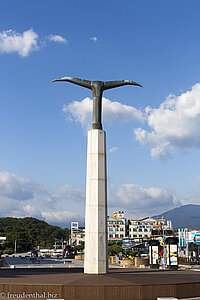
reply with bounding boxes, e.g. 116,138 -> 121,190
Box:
127,217 -> 172,241
70,222 -> 85,246
70,213 -> 173,244
0,237 -> 6,244
107,211 -> 126,241
178,228 -> 200,258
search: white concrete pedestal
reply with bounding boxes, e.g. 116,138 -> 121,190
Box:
84,129 -> 108,274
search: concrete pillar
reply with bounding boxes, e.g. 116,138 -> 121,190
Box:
84,129 -> 108,274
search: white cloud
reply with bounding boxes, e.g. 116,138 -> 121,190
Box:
0,171 -> 45,218
22,205 -> 42,218
109,184 -> 180,217
90,36 -> 97,42
135,83 -> 200,159
0,171 -> 183,225
63,97 -> 92,130
48,34 -> 67,43
41,211 -> 84,227
0,28 -> 38,57
0,171 -> 44,200
63,97 -> 144,130
0,172 -> 84,206
49,184 -> 85,203
0,201 -> 84,227
0,197 -> 19,215
0,199 -> 42,219
109,147 -> 118,153
0,29 -> 68,57
0,171 -> 85,226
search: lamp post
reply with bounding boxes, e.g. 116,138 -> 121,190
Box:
162,219 -> 166,269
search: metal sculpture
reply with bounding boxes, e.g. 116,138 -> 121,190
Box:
53,77 -> 142,129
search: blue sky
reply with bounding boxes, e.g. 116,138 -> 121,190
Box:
1,0 -> 200,227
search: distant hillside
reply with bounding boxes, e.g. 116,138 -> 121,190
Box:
153,204 -> 200,230
0,217 -> 69,254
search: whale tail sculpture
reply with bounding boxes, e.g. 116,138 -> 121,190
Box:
53,76 -> 143,275
53,77 -> 92,89
53,76 -> 143,129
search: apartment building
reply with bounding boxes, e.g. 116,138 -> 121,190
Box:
107,211 -> 126,240
127,217 -> 171,241
70,213 -> 173,244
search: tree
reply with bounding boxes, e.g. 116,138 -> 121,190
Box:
74,241 -> 84,251
0,217 -> 70,253
108,244 -> 123,256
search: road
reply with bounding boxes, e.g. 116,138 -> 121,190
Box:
2,255 -> 122,269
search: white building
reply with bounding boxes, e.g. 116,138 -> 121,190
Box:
128,217 -> 171,241
70,213 -> 173,244
107,211 -> 126,241
70,222 -> 85,246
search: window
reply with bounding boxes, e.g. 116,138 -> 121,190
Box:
144,229 -> 148,232
109,234 -> 113,238
133,228 -> 137,232
120,234 -> 124,237
120,228 -> 124,231
139,229 -> 142,232
115,234 -> 119,238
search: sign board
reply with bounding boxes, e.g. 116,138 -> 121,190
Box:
152,246 -> 159,264
194,232 -> 200,245
166,245 -> 170,265
170,244 -> 178,265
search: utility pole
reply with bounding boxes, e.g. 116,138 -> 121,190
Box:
185,228 -> 189,262
161,216 -> 166,269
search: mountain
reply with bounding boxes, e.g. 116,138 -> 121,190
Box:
0,217 -> 69,254
153,204 -> 200,230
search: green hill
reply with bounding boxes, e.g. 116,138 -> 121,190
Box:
0,217 -> 69,254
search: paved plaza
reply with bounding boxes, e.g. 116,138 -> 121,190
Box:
0,268 -> 199,300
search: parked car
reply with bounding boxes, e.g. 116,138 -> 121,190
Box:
27,250 -> 38,257
65,250 -> 76,258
